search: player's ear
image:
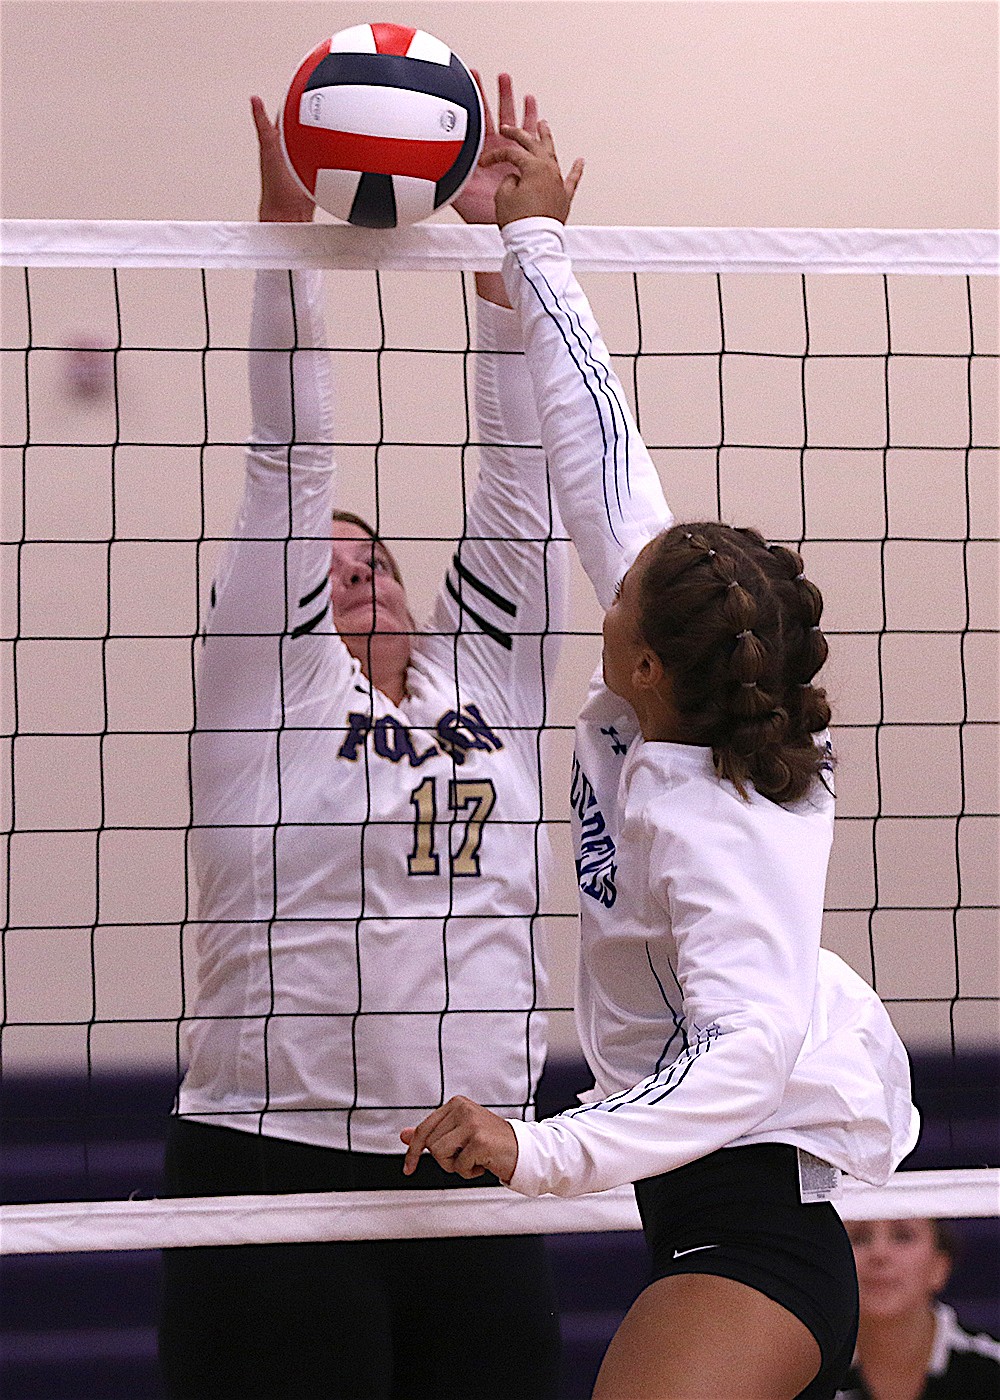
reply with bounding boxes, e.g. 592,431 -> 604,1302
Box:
631,647 -> 663,694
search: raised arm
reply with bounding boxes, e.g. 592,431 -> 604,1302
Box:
414,78 -> 570,728
491,123 -> 673,608
196,102 -> 348,736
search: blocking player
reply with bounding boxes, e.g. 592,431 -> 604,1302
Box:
157,78 -> 574,1400
402,121 -> 920,1400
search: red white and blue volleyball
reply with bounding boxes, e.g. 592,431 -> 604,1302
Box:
279,23 -> 484,228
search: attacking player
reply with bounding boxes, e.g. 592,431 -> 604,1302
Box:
402,119 -> 920,1400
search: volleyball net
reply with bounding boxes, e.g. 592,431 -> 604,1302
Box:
1,220 -> 998,1254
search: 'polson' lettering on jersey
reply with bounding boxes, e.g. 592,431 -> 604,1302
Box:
571,753 -> 617,908
337,704 -> 504,767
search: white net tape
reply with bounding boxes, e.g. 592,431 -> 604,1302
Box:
3,1169 -> 999,1256
3,220 -> 998,274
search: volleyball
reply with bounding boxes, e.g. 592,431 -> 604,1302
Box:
278,22 -> 484,228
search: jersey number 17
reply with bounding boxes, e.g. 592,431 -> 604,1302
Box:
408,777 -> 496,878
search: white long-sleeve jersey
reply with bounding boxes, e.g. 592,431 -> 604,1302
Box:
499,219 -> 919,1199
178,268 -> 567,1154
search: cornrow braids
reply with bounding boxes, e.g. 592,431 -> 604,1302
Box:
637,522 -> 832,805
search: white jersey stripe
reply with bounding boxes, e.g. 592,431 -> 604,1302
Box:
520,256 -> 630,544
538,262 -> 636,510
298,575 -> 329,608
644,944 -> 688,1070
290,602 -> 329,638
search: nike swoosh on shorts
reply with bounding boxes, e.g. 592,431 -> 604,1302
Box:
671,1244 -> 718,1259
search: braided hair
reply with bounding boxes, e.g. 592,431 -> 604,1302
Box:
637,522 -> 832,805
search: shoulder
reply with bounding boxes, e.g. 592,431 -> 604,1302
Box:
631,741 -> 832,842
934,1303 -> 1000,1394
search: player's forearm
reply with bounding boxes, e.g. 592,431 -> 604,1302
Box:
249,269 -> 334,463
198,270 -> 338,694
475,271 -> 512,308
506,1021 -> 791,1198
500,219 -> 671,608
437,294 -> 569,665
202,457 -> 333,639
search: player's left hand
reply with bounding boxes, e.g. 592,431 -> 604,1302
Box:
485,120 -> 584,227
452,72 -> 538,226
401,1096 -> 519,1182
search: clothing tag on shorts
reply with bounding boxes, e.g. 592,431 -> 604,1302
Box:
797,1148 -> 842,1203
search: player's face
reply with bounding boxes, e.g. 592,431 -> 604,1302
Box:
329,522 -> 413,640
602,542 -> 656,703
846,1218 -> 951,1322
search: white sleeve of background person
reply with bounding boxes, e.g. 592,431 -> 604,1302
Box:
500,218 -> 673,608
196,269 -> 349,734
415,295 -> 569,731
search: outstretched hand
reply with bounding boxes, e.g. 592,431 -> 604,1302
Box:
452,71 -> 539,226
485,120 -> 584,227
401,1095 -> 519,1182
251,95 -> 315,224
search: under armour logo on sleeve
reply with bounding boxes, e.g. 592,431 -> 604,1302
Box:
600,725 -> 628,755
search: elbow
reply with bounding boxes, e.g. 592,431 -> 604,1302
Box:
711,1012 -> 803,1123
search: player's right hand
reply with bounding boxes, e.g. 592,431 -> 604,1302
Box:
452,71 -> 539,226
251,95 -> 315,224
401,1095 -> 519,1183
485,120 -> 584,228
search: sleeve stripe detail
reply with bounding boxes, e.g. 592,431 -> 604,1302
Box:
444,574 -> 513,650
291,601 -> 330,638
513,251 -> 630,547
645,942 -> 688,1069
644,1029 -> 718,1106
561,1026 -> 718,1120
451,552 -> 518,617
298,575 -> 329,607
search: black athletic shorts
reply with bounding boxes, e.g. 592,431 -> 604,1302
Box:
158,1118 -> 560,1400
634,1141 -> 859,1400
